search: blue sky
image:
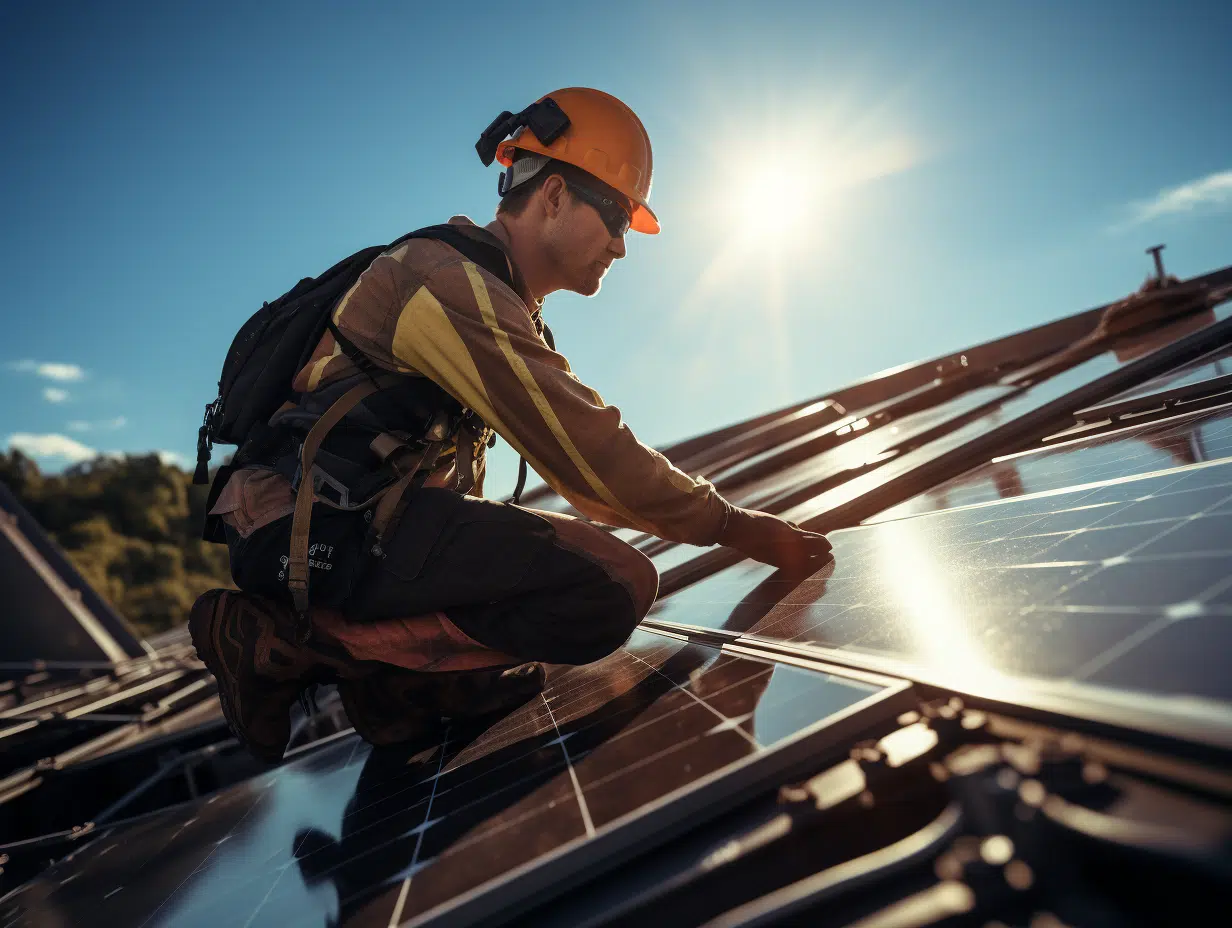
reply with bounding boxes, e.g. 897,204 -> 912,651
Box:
3,0 -> 1230,497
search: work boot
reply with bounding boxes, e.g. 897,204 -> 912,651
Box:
188,589 -> 363,763
339,663 -> 546,747
337,672 -> 441,748
432,662 -> 547,719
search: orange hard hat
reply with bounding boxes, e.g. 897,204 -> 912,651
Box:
485,88 -> 659,234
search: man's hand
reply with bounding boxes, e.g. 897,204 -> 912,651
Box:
716,506 -> 834,572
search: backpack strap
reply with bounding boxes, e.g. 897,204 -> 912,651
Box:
286,378 -> 389,624
279,225 -> 526,631
508,321 -> 555,506
403,224 -> 516,291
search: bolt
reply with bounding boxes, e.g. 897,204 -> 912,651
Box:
1146,244 -> 1167,285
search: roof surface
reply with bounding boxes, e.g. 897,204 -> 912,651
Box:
3,262 -> 1231,927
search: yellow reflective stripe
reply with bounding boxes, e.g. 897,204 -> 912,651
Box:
391,284 -> 560,487
331,278 -> 361,325
392,285 -> 512,436
305,341 -> 342,392
461,262 -> 641,524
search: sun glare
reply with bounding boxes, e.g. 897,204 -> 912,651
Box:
676,96 -> 922,404
730,152 -> 824,243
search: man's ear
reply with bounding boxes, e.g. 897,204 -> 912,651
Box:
540,173 -> 568,220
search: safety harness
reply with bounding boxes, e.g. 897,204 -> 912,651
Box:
198,225 -> 535,635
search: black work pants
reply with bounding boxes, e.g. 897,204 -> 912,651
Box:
227,487 -> 660,666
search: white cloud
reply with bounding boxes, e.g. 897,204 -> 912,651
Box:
7,360 -> 86,382
6,432 -> 97,463
1128,169 -> 1232,226
43,387 -> 70,403
67,416 -> 126,432
157,450 -> 191,469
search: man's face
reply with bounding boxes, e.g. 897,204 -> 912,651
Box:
542,180 -> 629,297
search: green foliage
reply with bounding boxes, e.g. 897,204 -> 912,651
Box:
0,450 -> 233,637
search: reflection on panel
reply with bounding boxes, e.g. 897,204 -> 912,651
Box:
8,631 -> 898,928
732,386 -> 1011,513
548,309 -> 1232,567
649,335 -> 1232,579
877,405 -> 1232,520
636,387 -> 1028,568
648,538 -> 716,572
1088,339 -> 1232,410
770,315 -> 1232,534
652,459 -> 1232,711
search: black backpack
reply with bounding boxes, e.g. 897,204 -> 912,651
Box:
193,224 -> 515,487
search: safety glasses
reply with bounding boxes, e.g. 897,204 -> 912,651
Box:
566,181 -> 632,238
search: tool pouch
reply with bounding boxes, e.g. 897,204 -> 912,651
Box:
224,505 -> 372,609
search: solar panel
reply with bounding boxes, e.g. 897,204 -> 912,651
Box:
649,313 -> 1232,600
876,404 -> 1232,519
6,630 -> 907,927
776,347 -> 1198,528
730,385 -> 1013,512
647,457 -> 1232,746
597,383 -> 1018,563
540,312 -> 1232,591
643,365 -> 1168,580
1082,339 -> 1232,413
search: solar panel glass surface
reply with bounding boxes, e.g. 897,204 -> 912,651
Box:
649,458 -> 1232,729
772,350 -> 1167,527
6,631 -> 901,928
1086,340 -> 1232,410
876,405 -> 1232,520
643,348 -> 1196,573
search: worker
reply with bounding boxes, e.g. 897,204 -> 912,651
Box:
190,88 -> 834,763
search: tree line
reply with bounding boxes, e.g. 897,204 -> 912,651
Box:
0,451 -> 233,636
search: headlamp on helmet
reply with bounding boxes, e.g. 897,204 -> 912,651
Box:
476,98 -> 570,168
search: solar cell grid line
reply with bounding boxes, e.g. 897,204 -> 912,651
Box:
131,770 -> 280,928
540,692 -> 597,837
647,457 -> 1232,748
396,650 -> 903,928
144,738 -> 378,927
388,728 -> 453,928
1,634 -> 908,928
621,649 -> 763,749
874,404 -> 1232,521
317,642 -> 880,925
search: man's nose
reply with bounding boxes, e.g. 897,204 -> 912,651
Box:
609,234 -> 627,259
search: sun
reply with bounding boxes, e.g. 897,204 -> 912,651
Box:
677,101 -> 920,317
729,151 -> 825,242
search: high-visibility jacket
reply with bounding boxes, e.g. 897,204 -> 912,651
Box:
211,216 -> 729,546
